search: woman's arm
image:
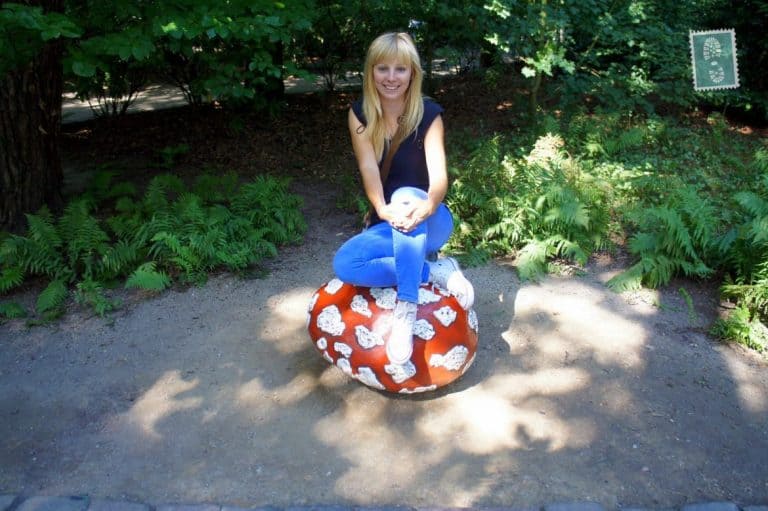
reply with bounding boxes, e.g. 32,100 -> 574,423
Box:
349,108 -> 407,226
348,108 -> 387,217
424,114 -> 448,210
398,114 -> 448,232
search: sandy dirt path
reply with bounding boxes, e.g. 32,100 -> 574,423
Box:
1,183 -> 766,509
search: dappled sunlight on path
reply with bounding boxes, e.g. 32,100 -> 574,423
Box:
126,370 -> 203,440
723,354 -> 768,413
0,195 -> 766,508
417,370 -> 594,455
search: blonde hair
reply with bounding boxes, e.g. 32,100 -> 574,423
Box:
361,32 -> 424,160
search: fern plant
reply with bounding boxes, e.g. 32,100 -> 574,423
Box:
1,207 -> 68,285
125,262 -> 171,291
0,170 -> 306,320
75,279 -> 120,317
710,305 -> 768,354
715,173 -> 768,347
0,301 -> 27,320
447,133 -> 611,280
607,183 -> 719,291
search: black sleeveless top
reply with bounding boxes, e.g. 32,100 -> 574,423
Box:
351,98 -> 444,224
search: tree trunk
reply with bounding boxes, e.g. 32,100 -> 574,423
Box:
264,40 -> 285,101
0,0 -> 65,233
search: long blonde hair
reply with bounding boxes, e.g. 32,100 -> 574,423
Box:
361,32 -> 424,161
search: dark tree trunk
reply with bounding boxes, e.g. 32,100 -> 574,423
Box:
263,40 -> 285,101
0,0 -> 65,233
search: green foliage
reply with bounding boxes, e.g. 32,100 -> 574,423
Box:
679,287 -> 699,325
448,106 -> 766,352
125,262 -> 171,292
0,301 -> 27,320
607,184 -> 718,291
0,265 -> 24,293
721,277 -> 768,321
1,207 -> 67,284
51,0 -> 317,109
694,1 -> 768,121
36,279 -> 68,316
75,279 -> 120,317
70,57 -> 151,118
4,0 -> 765,120
711,306 -> 768,354
129,173 -> 305,285
154,1 -> 315,107
158,143 -> 190,169
484,0 -> 575,114
0,171 -> 306,320
82,169 -> 138,203
0,3 -> 81,74
292,1 -> 364,92
716,173 -> 768,340
562,1 -> 697,113
446,132 -> 611,279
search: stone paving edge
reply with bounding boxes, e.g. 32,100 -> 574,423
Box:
0,497 -> 766,511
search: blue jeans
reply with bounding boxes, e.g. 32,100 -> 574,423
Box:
333,187 -> 454,303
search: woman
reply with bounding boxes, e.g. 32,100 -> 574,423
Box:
333,32 -> 474,365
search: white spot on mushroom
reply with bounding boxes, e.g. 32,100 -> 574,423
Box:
370,287 -> 397,310
418,287 -> 441,304
433,305 -> 458,327
461,352 -> 477,374
350,294 -> 373,317
355,366 -> 386,390
399,385 -> 437,394
334,342 -> 353,358
354,325 -> 384,349
308,292 -> 319,312
322,351 -> 334,364
384,361 -> 417,383
316,337 -> 327,350
336,357 -> 353,375
429,345 -> 469,371
317,305 -> 345,336
468,309 -> 478,332
324,278 -> 344,295
307,292 -> 319,327
413,319 -> 435,340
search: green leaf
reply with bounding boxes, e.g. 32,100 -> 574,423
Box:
71,60 -> 96,77
125,262 -> 171,292
161,21 -> 178,33
0,266 -> 24,292
36,279 -> 68,314
40,28 -> 61,40
117,45 -> 132,60
0,301 -> 27,319
131,41 -> 152,60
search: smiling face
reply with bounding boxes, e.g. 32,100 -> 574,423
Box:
373,59 -> 412,102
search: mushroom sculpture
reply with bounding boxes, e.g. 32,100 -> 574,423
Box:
307,278 -> 478,393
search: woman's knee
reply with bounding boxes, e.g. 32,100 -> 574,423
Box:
333,248 -> 355,282
390,186 -> 427,205
426,204 -> 454,249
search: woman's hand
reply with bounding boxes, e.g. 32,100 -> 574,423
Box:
381,198 -> 433,233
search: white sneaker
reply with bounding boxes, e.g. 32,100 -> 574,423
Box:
387,300 -> 417,365
428,256 -> 475,310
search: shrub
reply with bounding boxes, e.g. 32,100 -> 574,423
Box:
446,130 -> 612,278
0,172 -> 306,319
